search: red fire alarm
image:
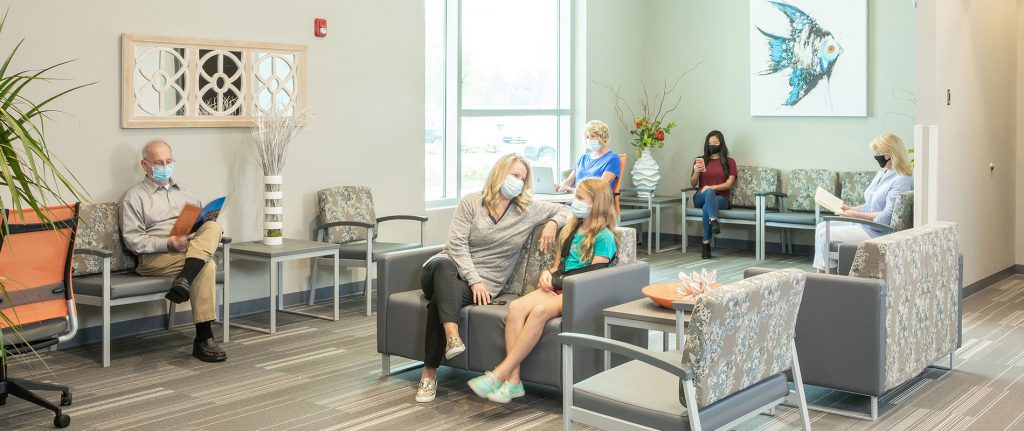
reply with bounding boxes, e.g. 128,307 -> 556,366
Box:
314,18 -> 327,37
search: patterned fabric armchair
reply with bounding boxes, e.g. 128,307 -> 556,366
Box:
745,222 -> 961,421
681,165 -> 781,259
72,202 -> 230,367
826,190 -> 914,274
759,169 -> 839,256
502,225 -> 637,296
839,170 -> 877,207
376,225 -> 645,389
559,269 -> 811,431
314,186 -> 428,316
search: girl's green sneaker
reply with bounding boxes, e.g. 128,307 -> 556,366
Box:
467,372 -> 502,399
487,381 -> 526,403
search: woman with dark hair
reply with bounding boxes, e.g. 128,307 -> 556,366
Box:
689,130 -> 737,259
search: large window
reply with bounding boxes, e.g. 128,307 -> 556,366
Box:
425,0 -> 572,205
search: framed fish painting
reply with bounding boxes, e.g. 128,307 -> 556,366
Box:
749,0 -> 867,117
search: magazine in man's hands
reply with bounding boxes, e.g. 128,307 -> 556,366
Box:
814,187 -> 844,214
170,196 -> 226,237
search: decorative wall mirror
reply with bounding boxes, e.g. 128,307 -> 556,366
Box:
122,34 -> 306,128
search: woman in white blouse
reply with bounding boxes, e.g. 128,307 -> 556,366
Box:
813,133 -> 913,273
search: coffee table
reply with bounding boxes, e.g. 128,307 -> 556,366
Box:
224,238 -> 339,340
602,297 -> 690,370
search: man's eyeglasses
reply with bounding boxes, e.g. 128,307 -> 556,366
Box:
144,159 -> 174,167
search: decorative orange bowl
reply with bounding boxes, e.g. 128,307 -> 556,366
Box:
641,281 -> 721,310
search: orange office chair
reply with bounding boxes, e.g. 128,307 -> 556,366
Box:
0,204 -> 80,428
613,153 -> 627,214
615,152 -> 654,254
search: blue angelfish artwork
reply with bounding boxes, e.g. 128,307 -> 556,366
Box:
756,1 -> 843,107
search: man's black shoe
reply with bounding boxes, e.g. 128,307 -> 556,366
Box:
711,219 -> 721,235
165,277 -> 191,304
192,339 -> 227,362
701,242 -> 711,259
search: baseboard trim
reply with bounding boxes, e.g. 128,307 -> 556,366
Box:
658,233 -> 814,256
62,281 -> 366,349
964,265 -> 1020,298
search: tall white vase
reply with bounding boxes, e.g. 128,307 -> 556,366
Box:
631,149 -> 661,197
263,175 -> 284,245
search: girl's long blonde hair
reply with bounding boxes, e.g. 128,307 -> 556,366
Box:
869,133 -> 913,176
558,178 -> 618,264
482,153 -> 533,214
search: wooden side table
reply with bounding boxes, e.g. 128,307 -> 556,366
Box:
224,238 -> 339,340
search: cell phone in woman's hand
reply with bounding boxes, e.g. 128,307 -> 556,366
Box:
694,157 -> 705,172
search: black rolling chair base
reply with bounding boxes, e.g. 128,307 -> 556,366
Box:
0,380 -> 72,428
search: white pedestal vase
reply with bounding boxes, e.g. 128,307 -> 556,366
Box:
631,149 -> 661,197
263,175 -> 284,246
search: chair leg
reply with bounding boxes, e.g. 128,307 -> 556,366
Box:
4,381 -> 63,416
562,344 -> 574,431
102,304 -> 111,368
7,378 -> 68,394
683,380 -> 703,431
645,220 -> 652,255
167,302 -> 177,329
365,262 -> 373,316
791,340 -> 812,430
309,257 -> 320,306
681,205 -> 688,254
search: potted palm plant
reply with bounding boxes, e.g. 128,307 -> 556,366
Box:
0,9 -> 92,365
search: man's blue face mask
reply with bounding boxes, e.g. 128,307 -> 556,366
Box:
147,161 -> 174,182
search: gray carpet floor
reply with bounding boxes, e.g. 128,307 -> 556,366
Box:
2,248 -> 1021,430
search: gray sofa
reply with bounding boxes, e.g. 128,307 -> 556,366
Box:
377,225 -> 645,388
746,222 -> 962,421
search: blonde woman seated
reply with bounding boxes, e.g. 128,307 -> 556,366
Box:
557,120 -> 621,193
415,154 -> 573,403
466,178 -> 619,403
813,132 -> 913,273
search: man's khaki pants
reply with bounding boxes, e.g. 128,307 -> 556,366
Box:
137,221 -> 222,323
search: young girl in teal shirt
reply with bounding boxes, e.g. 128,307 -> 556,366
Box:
468,178 -> 619,403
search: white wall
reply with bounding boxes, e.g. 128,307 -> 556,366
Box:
2,0 -> 425,328
1017,2 -> 1024,268
926,0 -> 1019,285
583,0 -> 650,162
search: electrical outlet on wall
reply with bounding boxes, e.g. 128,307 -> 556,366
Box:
947,89 -> 951,106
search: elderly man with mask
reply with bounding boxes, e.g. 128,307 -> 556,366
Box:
120,139 -> 226,362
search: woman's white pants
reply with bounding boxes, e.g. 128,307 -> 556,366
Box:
814,221 -> 872,270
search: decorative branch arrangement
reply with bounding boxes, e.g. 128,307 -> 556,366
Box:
249,103 -> 308,243
250,104 -> 308,176
598,62 -> 702,155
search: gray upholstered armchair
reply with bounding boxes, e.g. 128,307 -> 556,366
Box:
559,269 -> 812,431
313,186 -> 427,316
758,168 -> 838,256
